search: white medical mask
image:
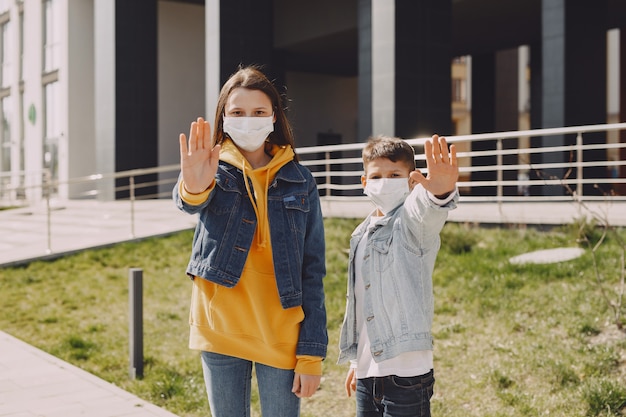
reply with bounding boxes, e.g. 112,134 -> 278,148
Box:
223,116 -> 274,152
363,178 -> 410,214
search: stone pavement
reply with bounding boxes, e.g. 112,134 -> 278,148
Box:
0,331 -> 180,417
0,199 -> 195,417
1,197 -> 626,417
0,199 -> 198,267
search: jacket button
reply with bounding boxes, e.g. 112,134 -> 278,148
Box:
365,284 -> 370,289
367,316 -> 374,321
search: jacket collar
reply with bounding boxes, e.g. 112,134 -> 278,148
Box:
219,158 -> 306,184
352,205 -> 402,238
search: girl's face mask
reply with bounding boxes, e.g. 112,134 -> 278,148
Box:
223,116 -> 274,152
363,178 -> 410,214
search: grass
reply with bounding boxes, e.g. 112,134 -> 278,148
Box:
1,219 -> 626,417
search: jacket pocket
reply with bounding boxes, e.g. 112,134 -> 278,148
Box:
209,179 -> 241,215
371,234 -> 394,272
283,193 -> 310,234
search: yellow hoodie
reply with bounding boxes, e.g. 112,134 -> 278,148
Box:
180,140 -> 322,376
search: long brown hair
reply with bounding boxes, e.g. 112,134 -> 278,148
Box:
213,66 -> 298,160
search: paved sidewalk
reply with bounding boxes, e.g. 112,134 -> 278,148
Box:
1,199 -> 195,417
1,197 -> 625,417
0,331 -> 180,417
0,199 -> 198,267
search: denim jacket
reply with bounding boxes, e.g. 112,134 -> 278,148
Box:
173,160 -> 328,358
338,185 -> 458,364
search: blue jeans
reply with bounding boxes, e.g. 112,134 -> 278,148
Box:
200,351 -> 301,417
355,370 -> 435,417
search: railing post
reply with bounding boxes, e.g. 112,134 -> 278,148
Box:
325,151 -> 331,197
496,139 -> 503,211
44,169 -> 52,254
129,268 -> 143,379
129,176 -> 136,238
576,132 -> 583,201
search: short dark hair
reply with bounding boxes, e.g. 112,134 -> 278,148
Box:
362,135 -> 416,171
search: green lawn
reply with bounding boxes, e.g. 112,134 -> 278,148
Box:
1,218 -> 625,417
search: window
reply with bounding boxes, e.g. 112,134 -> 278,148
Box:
0,19 -> 11,88
43,0 -> 60,73
43,81 -> 60,195
18,90 -> 23,195
0,95 -> 11,173
452,78 -> 467,103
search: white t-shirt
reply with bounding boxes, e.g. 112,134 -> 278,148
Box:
352,215 -> 433,378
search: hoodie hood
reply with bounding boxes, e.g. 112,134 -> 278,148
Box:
219,139 -> 294,249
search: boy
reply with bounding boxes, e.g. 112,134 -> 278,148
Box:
338,134 -> 458,417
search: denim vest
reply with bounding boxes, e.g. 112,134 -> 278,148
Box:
173,160 -> 328,358
338,185 -> 458,364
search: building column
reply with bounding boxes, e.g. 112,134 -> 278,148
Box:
114,0 -> 158,198
540,0 -> 607,196
471,49 -> 527,196
22,1 -> 44,201
495,48 -> 520,196
615,28 -> 626,195
68,0 -> 95,198
395,0 -> 452,140
370,0 -> 394,137
359,0 -> 452,142
206,0 -> 220,120
357,0 -> 372,143
219,0 -> 275,85
469,52 -> 496,196
94,0 -> 115,200
529,41 -> 542,130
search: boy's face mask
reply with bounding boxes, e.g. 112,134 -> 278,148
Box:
363,178 -> 410,214
223,116 -> 274,152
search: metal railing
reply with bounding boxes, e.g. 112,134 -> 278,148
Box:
0,165 -> 181,254
1,122 -> 625,238
298,122 -> 626,205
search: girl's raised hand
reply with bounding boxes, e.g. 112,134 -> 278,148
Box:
179,117 -> 221,194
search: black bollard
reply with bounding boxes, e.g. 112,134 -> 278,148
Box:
129,268 -> 143,379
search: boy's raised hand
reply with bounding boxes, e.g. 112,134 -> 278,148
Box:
410,134 -> 458,198
179,117 -> 221,194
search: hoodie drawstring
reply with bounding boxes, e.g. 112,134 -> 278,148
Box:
218,139 -> 294,251
242,159 -> 270,249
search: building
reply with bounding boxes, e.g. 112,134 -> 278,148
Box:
0,0 -> 624,203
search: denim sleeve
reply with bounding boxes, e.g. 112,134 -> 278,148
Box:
402,184 -> 459,245
172,173 -> 213,215
296,173 -> 329,359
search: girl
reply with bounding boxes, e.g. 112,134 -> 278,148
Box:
173,66 -> 327,417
